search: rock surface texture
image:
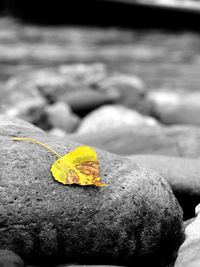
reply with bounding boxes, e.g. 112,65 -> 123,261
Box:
0,116 -> 184,267
0,115 -> 45,137
128,155 -> 200,219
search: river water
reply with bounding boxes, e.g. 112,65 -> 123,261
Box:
1,17 -> 200,91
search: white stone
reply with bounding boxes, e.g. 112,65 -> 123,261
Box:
77,105 -> 159,134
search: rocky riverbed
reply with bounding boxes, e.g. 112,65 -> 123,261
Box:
1,17 -> 200,266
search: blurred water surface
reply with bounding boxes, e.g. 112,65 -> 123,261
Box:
1,17 -> 200,91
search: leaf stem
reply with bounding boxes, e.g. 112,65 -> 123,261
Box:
12,137 -> 62,158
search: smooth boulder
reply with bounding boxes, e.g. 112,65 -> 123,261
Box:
0,116 -> 184,267
128,154 -> 200,219
77,105 -> 159,134
69,125 -> 200,157
148,91 -> 200,126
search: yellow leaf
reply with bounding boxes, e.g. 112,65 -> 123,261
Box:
51,146 -> 107,186
12,137 -> 107,187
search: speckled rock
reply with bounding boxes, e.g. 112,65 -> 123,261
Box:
0,116 -> 183,267
175,204 -> 200,267
77,105 -> 159,134
0,75 -> 46,124
70,125 -> 200,157
128,154 -> 200,219
148,90 -> 200,126
45,102 -> 80,133
0,249 -> 25,267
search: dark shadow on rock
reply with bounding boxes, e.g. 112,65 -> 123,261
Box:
4,0 -> 200,31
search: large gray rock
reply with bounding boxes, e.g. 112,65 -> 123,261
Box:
128,154 -> 200,219
77,105 -> 159,134
0,116 -> 183,267
69,125 -> 200,157
148,91 -> 200,126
